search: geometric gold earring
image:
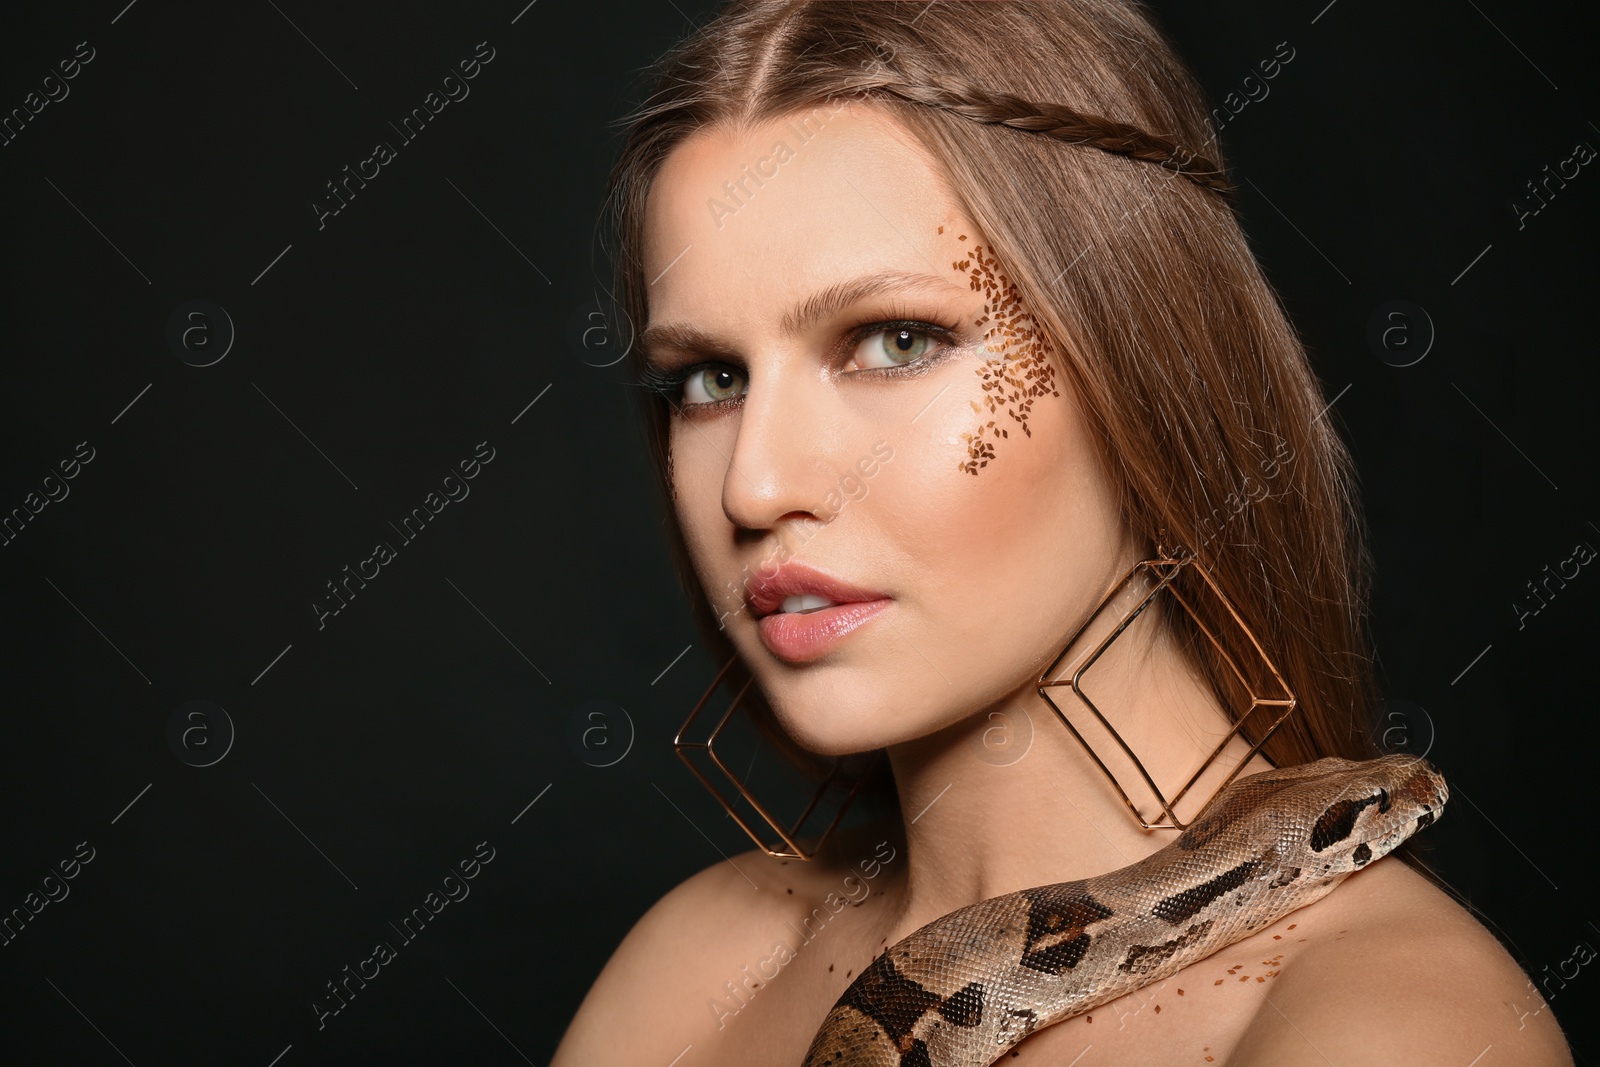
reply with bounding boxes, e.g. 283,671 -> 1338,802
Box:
1037,535 -> 1297,831
673,654 -> 881,860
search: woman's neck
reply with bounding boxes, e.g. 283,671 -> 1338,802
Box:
878,629 -> 1277,936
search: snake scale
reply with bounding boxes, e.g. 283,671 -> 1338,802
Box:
801,754 -> 1447,1066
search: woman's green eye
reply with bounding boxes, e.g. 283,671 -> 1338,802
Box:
684,366 -> 746,404
668,324 -> 944,409
860,327 -> 934,369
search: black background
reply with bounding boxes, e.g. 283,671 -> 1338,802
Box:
1,0 -> 1596,1063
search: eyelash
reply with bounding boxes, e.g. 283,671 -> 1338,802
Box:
637,311 -> 965,414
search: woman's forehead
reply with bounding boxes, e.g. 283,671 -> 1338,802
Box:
642,104 -> 974,329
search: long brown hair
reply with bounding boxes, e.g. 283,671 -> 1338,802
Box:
603,0 -> 1440,878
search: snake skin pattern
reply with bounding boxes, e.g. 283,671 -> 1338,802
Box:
801,754 -> 1447,1066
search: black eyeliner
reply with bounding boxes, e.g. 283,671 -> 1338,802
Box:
636,361 -> 691,398
843,317 -> 963,377
641,311 -> 968,411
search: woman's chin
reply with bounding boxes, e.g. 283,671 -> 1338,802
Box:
768,703 -> 938,759
772,719 -> 881,759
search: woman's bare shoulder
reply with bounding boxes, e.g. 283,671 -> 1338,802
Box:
1229,857 -> 1576,1067
547,845 -> 796,1065
548,818 -> 901,1066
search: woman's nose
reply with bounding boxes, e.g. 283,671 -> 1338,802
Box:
719,367 -> 845,534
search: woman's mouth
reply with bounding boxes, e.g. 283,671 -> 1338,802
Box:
757,599 -> 893,662
746,562 -> 893,663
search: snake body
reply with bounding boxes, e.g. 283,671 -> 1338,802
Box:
801,754 -> 1447,1067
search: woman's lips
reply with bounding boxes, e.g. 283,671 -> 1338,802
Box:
745,560 -> 890,618
756,599 -> 892,663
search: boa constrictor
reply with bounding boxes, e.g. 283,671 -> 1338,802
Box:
802,754 -> 1447,1067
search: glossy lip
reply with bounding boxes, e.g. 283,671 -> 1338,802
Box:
745,560 -> 891,619
746,561 -> 894,664
757,600 -> 892,663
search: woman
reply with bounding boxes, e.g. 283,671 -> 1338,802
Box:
553,2 -> 1575,1064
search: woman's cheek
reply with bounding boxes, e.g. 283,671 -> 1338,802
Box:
943,232 -> 1063,477
667,441 -> 734,605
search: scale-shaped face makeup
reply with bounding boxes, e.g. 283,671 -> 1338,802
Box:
950,232 -> 1062,474
639,102 -> 1132,755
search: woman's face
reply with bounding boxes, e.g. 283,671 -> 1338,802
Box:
641,103 -> 1135,756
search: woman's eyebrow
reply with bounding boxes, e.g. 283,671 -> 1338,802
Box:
639,268 -> 965,358
778,269 -> 965,337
